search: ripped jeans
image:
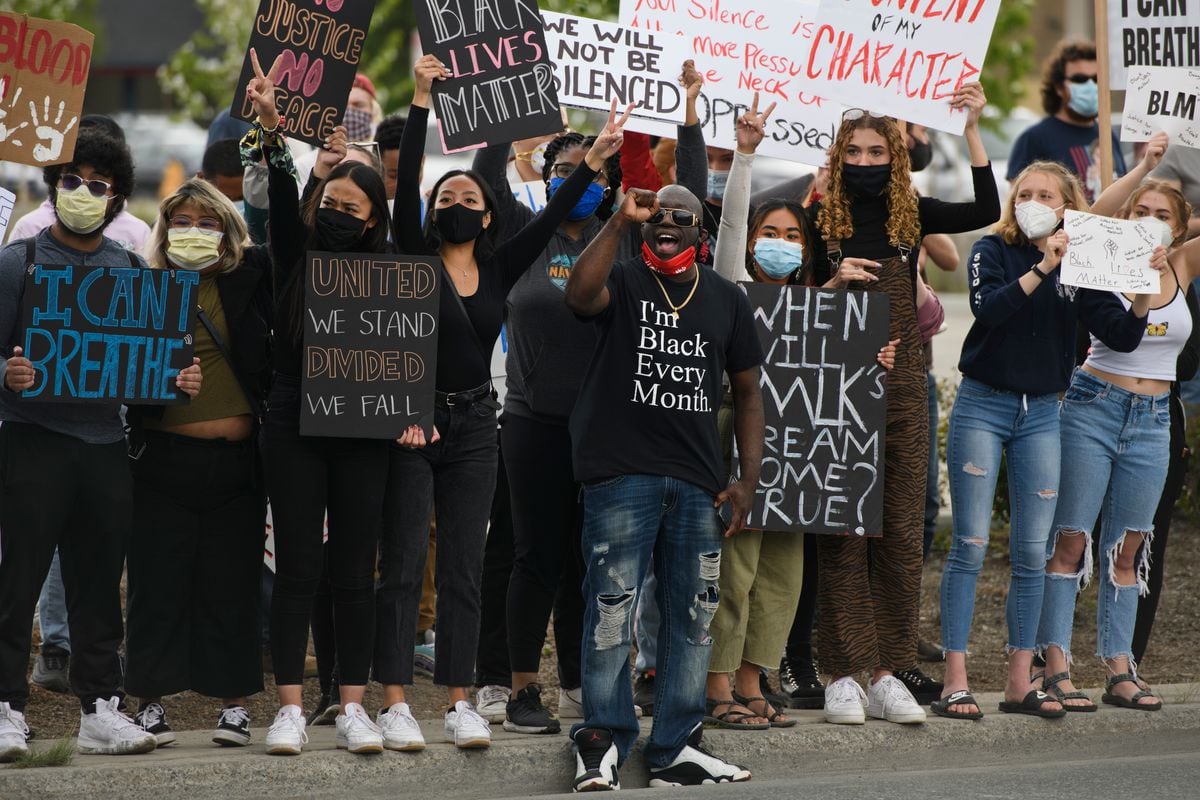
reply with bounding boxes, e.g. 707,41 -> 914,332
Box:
941,379 -> 1060,653
572,474 -> 722,768
1036,369 -> 1170,664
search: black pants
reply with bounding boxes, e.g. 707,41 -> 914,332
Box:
311,547 -> 338,693
125,430 -> 265,700
0,423 -> 128,712
501,414 -> 583,687
476,439 -> 514,688
786,534 -> 819,661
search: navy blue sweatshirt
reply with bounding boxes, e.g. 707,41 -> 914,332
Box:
959,233 -> 1147,395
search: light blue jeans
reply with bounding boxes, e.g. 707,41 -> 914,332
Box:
1037,369 -> 1170,663
941,379 -> 1061,653
572,475 -> 722,768
37,550 -> 71,653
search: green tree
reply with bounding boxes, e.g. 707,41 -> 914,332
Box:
979,0 -> 1036,130
8,0 -> 102,57
157,0 -> 256,126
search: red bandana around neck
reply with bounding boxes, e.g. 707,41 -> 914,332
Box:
641,241 -> 696,276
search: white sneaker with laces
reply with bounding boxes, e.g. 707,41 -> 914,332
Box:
265,705 -> 308,755
557,687 -> 642,720
824,677 -> 867,725
445,700 -> 491,748
378,702 -> 425,751
475,685 -> 510,724
0,702 -> 30,762
77,697 -> 157,755
867,675 -> 927,724
336,702 -> 384,754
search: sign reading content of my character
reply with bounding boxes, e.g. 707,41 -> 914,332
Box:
19,264 -> 199,404
737,284 -> 889,536
301,251 -> 440,439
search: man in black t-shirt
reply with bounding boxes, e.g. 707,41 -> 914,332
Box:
564,184 -> 764,790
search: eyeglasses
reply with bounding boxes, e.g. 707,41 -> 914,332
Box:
550,163 -> 608,185
60,173 -> 113,197
168,215 -> 223,231
648,208 -> 699,227
842,108 -> 888,122
1065,74 -> 1097,84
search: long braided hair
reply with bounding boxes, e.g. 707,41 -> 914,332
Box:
540,132 -> 622,220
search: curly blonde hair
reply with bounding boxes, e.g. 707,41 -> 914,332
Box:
995,161 -> 1088,246
817,115 -> 920,249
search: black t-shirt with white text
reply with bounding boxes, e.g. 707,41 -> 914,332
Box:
570,259 -> 764,496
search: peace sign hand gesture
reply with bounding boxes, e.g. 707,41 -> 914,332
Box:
586,98 -> 634,170
246,48 -> 283,130
735,91 -> 776,154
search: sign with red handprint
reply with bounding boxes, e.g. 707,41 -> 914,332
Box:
0,14 -> 93,167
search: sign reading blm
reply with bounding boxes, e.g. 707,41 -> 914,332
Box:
738,284 -> 889,536
414,0 -> 562,152
19,264 -> 199,404
301,251 -> 440,439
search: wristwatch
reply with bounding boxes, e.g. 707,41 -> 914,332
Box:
1030,264 -> 1048,280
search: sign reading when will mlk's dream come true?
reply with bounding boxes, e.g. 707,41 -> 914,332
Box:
19,264 -> 199,404
232,0 -> 377,148
1107,0 -> 1199,89
1121,67 -> 1200,150
737,284 -> 889,537
1061,210 -> 1161,295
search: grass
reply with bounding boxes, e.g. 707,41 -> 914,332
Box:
6,737 -> 75,769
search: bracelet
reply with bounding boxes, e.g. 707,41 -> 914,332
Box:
256,116 -> 280,134
1030,264 -> 1047,281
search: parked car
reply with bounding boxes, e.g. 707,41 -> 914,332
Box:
109,112 -> 208,194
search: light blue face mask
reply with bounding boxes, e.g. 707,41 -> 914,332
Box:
707,169 -> 729,201
1067,79 -> 1099,117
753,238 -> 804,278
548,177 -> 606,221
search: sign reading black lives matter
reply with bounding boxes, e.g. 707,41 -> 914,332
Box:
301,251 -> 440,439
737,284 -> 889,536
414,0 -> 562,152
232,0 -> 377,148
19,264 -> 199,404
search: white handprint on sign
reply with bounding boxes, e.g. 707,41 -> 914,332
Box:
0,84 -> 28,148
28,95 -> 78,163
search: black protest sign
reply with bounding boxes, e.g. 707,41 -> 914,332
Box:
414,0 -> 562,152
19,264 -> 199,404
737,284 -> 889,536
232,0 -> 377,148
301,251 -> 440,439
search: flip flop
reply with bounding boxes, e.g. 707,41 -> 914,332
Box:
930,690 -> 983,720
998,690 -> 1066,718
704,698 -> 769,730
1043,671 -> 1098,712
1101,673 -> 1162,711
732,692 -> 797,728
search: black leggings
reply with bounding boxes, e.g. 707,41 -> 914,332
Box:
785,534 -> 819,662
476,441 -> 514,688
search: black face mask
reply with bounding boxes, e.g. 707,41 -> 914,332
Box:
908,139 -> 932,172
841,163 -> 892,197
434,203 -> 486,244
315,208 -> 368,251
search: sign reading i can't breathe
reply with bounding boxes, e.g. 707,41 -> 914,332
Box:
414,0 -> 563,152
301,251 -> 440,439
1108,0 -> 1200,89
736,283 -> 889,536
19,264 -> 199,404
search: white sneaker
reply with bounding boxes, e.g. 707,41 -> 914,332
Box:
824,677 -> 867,725
558,687 -> 642,720
445,700 -> 491,749
648,726 -> 750,787
572,727 -> 620,791
378,702 -> 425,751
867,675 -> 927,724
0,702 -> 30,762
475,685 -> 510,724
265,705 -> 308,755
335,702 -> 384,754
77,697 -> 157,755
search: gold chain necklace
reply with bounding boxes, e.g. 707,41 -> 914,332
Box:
651,267 -> 700,321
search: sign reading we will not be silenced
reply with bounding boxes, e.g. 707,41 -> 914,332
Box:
301,252 -> 440,439
1108,0 -> 1199,89
414,0 -> 562,153
232,0 -> 376,148
19,265 -> 198,404
737,284 -> 889,537
1122,67 -> 1200,149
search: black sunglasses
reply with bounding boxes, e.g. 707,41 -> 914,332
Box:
1065,74 -> 1096,84
648,208 -> 699,227
60,173 -> 113,198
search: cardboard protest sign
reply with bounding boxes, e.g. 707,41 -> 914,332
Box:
1061,210 -> 1160,295
301,251 -> 440,438
737,283 -> 889,536
800,0 -> 1001,135
414,0 -> 562,153
620,0 -> 842,167
542,11 -> 689,126
1121,67 -> 1200,149
19,264 -> 198,404
0,187 -> 14,243
1108,0 -> 1199,90
0,14 -> 93,167
232,0 -> 377,148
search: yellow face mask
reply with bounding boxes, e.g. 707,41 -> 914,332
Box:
55,185 -> 111,234
166,227 -> 224,271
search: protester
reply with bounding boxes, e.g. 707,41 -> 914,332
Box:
1150,146 -> 1200,240
374,114 -> 406,202
198,139 -> 247,206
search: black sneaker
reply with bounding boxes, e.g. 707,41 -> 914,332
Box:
572,727 -> 619,792
779,656 -> 824,709
633,672 -> 655,717
30,646 -> 70,693
213,704 -> 251,747
758,670 -> 791,711
308,692 -> 340,726
894,666 -> 943,705
134,702 -> 176,747
648,726 -> 750,787
917,639 -> 946,663
503,683 -> 561,734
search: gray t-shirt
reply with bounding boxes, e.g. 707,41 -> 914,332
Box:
1150,146 -> 1200,212
0,228 -> 140,444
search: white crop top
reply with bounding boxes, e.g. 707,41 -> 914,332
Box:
1085,278 -> 1192,382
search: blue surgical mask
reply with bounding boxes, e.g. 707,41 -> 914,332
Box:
753,238 -> 805,278
548,177 -> 606,221
1067,79 -> 1099,117
707,169 -> 729,201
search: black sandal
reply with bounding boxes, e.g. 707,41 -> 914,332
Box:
1042,671 -> 1097,712
930,690 -> 983,720
732,692 -> 797,728
704,697 -> 770,730
1101,673 -> 1162,711
998,690 -> 1066,718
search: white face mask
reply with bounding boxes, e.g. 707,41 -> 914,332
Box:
167,227 -> 224,271
1140,216 -> 1176,249
1014,201 -> 1062,240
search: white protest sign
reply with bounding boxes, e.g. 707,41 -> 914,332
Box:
1108,0 -> 1199,90
1121,67 -> 1200,149
513,180 -> 547,213
801,0 -> 1001,135
1061,209 -> 1159,294
542,11 -> 689,126
619,0 -> 842,167
0,187 -> 14,244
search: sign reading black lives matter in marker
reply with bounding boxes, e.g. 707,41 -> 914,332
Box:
301,251 -> 440,439
19,264 -> 199,404
737,284 -> 889,537
414,0 -> 562,152
232,0 -> 377,148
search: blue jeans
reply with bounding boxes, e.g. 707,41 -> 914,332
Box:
633,568 -> 659,674
37,550 -> 70,653
1037,370 -> 1170,663
573,475 -> 722,768
941,379 -> 1060,653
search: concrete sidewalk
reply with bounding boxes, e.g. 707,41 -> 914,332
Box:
3,685 -> 1197,799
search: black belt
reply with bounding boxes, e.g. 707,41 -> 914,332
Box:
435,382 -> 497,410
